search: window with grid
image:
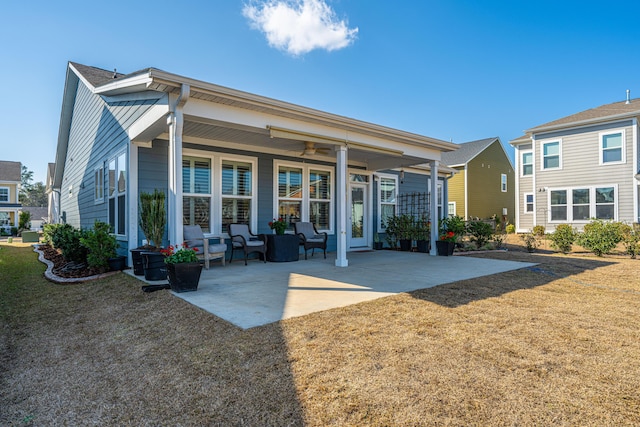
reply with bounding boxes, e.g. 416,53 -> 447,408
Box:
378,176 -> 397,231
183,156 -> 211,232
601,132 -> 623,164
108,152 -> 126,235
524,193 -> 534,213
521,151 -> 533,176
309,169 -> 331,230
542,141 -> 560,170
0,187 -> 8,203
221,160 -> 252,233
277,166 -> 302,231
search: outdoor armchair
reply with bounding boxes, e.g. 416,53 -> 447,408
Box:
294,222 -> 327,260
229,223 -> 267,265
183,225 -> 227,269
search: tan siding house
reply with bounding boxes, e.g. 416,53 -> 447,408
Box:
0,160 -> 22,232
441,137 -> 515,227
511,98 -> 640,232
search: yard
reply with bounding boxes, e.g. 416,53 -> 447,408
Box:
1,239 -> 639,425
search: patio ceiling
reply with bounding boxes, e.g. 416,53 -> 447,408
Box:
179,116 -> 433,171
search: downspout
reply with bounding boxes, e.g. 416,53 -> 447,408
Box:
168,84 -> 190,247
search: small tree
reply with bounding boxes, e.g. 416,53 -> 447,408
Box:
619,223 -> 640,259
467,220 -> 493,248
548,224 -> 577,254
19,211 -> 31,232
139,190 -> 166,249
80,220 -> 118,271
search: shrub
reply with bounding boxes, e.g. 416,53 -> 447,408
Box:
505,224 -> 515,234
548,224 -> 577,254
576,219 -> 623,257
520,233 -> 539,253
80,220 -> 118,270
439,216 -> 466,242
139,190 -> 166,249
42,223 -> 65,245
492,233 -> 506,249
467,220 -> 493,248
619,223 -> 640,259
532,225 -> 546,237
50,223 -> 88,263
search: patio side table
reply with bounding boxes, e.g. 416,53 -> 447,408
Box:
265,234 -> 300,262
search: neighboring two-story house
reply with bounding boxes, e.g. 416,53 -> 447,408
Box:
511,97 -> 640,232
441,137 -> 514,227
0,160 -> 22,232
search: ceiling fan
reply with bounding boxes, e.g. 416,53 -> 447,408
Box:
301,141 -> 331,156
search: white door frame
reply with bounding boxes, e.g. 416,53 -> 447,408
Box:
348,171 -> 373,250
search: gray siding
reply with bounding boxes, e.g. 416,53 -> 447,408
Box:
60,81 -> 163,234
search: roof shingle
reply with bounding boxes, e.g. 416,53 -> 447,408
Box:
441,137 -> 498,166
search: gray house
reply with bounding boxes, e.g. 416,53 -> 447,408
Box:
511,96 -> 640,232
53,62 -> 458,265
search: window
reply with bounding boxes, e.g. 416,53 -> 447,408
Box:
521,151 -> 533,176
94,167 -> 104,203
572,189 -> 590,220
447,202 -> 456,217
595,187 -> 615,219
0,212 -> 9,225
0,187 -> 8,202
550,190 -> 567,221
378,174 -> 397,231
542,141 -> 561,170
600,131 -> 624,164
221,160 -> 253,233
274,161 -> 334,232
501,174 -> 507,192
181,151 -> 257,234
183,156 -> 211,232
108,152 -> 126,235
524,193 -> 534,213
548,185 -> 617,222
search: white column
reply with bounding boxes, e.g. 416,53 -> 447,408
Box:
429,160 -> 439,256
168,85 -> 189,247
335,145 -> 349,267
128,144 -> 139,265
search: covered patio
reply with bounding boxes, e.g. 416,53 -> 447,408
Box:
132,251 -> 535,329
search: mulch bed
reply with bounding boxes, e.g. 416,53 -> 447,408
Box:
38,244 -> 105,278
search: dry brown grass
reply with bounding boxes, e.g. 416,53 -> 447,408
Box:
2,239 -> 639,426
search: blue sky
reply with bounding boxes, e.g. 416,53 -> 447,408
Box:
3,0 -> 640,184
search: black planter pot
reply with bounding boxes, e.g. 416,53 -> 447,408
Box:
108,256 -> 127,271
130,248 -> 145,275
436,240 -> 455,256
416,240 -> 430,253
266,234 -> 300,262
167,262 -> 203,292
373,241 -> 384,250
141,251 -> 167,281
399,239 -> 412,251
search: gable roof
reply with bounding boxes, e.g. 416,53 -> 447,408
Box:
441,137 -> 499,167
526,98 -> 640,134
22,206 -> 48,218
69,62 -> 125,87
0,160 -> 21,182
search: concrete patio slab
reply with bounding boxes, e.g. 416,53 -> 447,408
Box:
132,251 -> 535,329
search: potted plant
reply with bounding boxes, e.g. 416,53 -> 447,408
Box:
161,243 -> 202,292
436,230 -> 456,256
415,216 -> 431,253
396,214 -> 414,251
135,190 -> 167,279
268,217 -> 287,235
373,233 -> 383,250
383,216 -> 399,250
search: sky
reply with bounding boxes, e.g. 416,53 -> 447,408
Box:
3,0 -> 640,185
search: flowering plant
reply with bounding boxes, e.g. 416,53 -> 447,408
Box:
161,243 -> 199,264
439,231 -> 456,242
268,217 -> 287,235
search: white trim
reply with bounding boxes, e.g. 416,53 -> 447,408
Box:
272,159 -> 335,234
633,119 -> 639,222
375,172 -> 398,233
463,163 -> 468,220
598,128 -> 626,165
540,139 -> 562,171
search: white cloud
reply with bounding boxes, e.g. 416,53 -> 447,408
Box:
243,0 -> 358,56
